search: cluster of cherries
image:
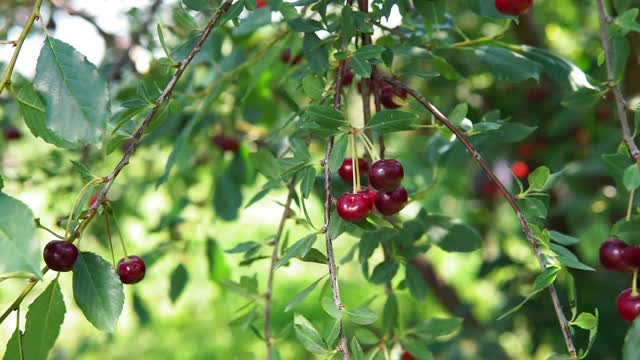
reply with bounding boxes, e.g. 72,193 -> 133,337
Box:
336,158 -> 408,222
599,238 -> 640,321
495,0 -> 533,16
44,198 -> 146,285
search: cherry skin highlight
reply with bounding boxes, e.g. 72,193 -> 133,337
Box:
43,240 -> 79,272
495,0 -> 533,16
369,159 -> 404,192
117,255 -> 146,284
338,158 -> 368,183
375,185 -> 408,216
336,192 -> 372,222
617,288 -> 640,322
599,238 -> 631,271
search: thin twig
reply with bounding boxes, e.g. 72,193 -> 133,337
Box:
264,181 -> 295,359
0,0 -> 235,326
0,0 -> 43,95
382,76 -> 577,358
595,0 -> 640,160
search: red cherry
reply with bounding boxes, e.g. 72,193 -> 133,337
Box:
526,86 -> 550,103
3,126 -> 21,141
401,351 -> 416,360
212,135 -> 240,152
375,186 -> 408,216
369,159 -> 404,192
617,288 -> 640,322
511,161 -> 529,179
336,192 -> 372,222
595,105 -> 612,121
117,255 -> 146,284
380,85 -> 408,109
256,0 -> 267,8
624,246 -> 640,270
365,188 -> 376,209
599,238 -> 631,271
338,158 -> 368,183
280,49 -> 302,65
495,0 -> 533,16
343,70 -> 354,86
43,240 -> 79,272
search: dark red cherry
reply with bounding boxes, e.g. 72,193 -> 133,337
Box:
117,255 -> 146,284
212,135 -> 240,152
43,240 -> 79,272
256,0 -> 267,8
280,49 -> 302,65
624,245 -> 640,270
338,158 -> 368,183
617,288 -> 640,322
511,161 -> 529,179
402,351 -> 416,360
599,238 -> 631,271
343,70 -> 354,86
495,0 -> 532,16
375,186 -> 408,216
380,85 -> 408,109
525,85 -> 551,103
369,159 -> 404,192
336,192 -> 372,222
365,188 -> 376,209
3,126 -> 21,141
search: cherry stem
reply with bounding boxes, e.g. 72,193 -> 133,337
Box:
358,132 -> 379,162
349,134 -> 357,193
34,219 -> 64,240
633,270 -> 639,297
627,189 -> 635,221
350,132 -> 361,192
108,204 -> 129,259
104,211 -> 116,268
64,177 -> 104,241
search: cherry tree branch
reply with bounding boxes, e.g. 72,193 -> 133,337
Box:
595,0 -> 640,160
0,0 -> 43,95
381,76 -> 577,358
0,0 -> 234,325
264,181 -> 294,359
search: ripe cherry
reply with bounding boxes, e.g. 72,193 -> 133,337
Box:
495,0 -> 533,16
212,135 -> 240,152
380,85 -> 408,109
511,161 -> 529,179
117,255 -> 146,284
343,69 -> 354,86
624,245 -> 640,270
43,240 -> 79,272
600,238 -> 631,271
365,188 -> 376,209
338,158 -> 368,183
617,288 -> 640,322
256,0 -> 267,8
369,159 -> 404,192
401,350 -> 416,360
3,126 -> 21,141
336,192 -> 372,222
375,185 -> 408,216
280,49 -> 302,65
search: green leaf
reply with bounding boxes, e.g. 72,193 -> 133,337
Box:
498,266 -> 561,320
473,46 -> 541,81
329,135 -> 348,172
21,280 -> 65,360
302,105 -> 347,136
70,160 -> 97,183
293,314 -> 328,354
623,314 -> 640,360
288,18 -> 324,32
321,297 -> 343,319
447,103 -> 468,126
250,149 -> 281,180
206,238 -> 231,283
169,263 -> 189,303
369,260 -> 399,284
550,244 -> 595,271
132,292 -> 151,325
299,166 -> 317,199
519,46 -> 598,93
615,9 -> 640,35
275,234 -> 318,269
401,340 -> 434,360
624,164 -> 640,191
183,0 -> 211,11
341,5 -> 356,44
2,328 -> 22,360
72,251 -> 124,332
422,214 -> 482,253
285,276 -> 324,312
405,263 -> 427,302
413,317 -> 463,340
351,53 -> 372,77
34,36 -> 109,145
528,166 -> 550,191
382,294 -> 398,330
214,165 -> 243,221
302,74 -> 324,100
572,312 -> 597,330
174,8 -> 200,31
225,241 -> 262,254
367,110 -> 419,133
346,307 -> 377,325
0,193 -> 40,276
350,337 -> 365,360
324,318 -> 341,348
354,45 -> 385,59
549,230 -> 579,246
16,83 -> 78,149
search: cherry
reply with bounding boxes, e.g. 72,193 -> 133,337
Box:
365,188 -> 376,209
369,159 -> 404,192
3,126 -> 21,141
343,69 -> 354,86
280,49 -> 302,65
599,238 -> 631,271
43,240 -> 79,272
380,85 -> 408,109
525,85 -> 551,103
336,192 -> 372,222
375,185 -> 408,216
117,255 -> 146,284
401,351 -> 416,360
338,158 -> 368,183
212,135 -> 240,152
495,0 -> 533,16
624,245 -> 640,270
617,288 -> 640,322
511,161 -> 529,179
595,105 -> 612,121
256,0 -> 267,8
